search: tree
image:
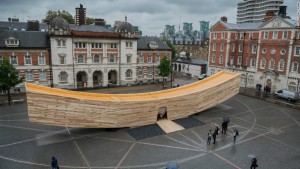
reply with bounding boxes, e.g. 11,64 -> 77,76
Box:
158,55 -> 171,87
0,59 -> 24,106
86,17 -> 95,25
43,10 -> 75,24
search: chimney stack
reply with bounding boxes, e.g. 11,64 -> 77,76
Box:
263,11 -> 275,22
221,16 -> 228,23
94,18 -> 105,26
27,20 -> 40,31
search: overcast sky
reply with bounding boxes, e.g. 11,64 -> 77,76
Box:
0,0 -> 297,36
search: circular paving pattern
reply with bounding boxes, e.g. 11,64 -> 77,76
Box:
0,95 -> 300,169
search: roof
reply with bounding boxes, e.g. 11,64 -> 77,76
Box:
0,30 -> 49,48
137,36 -> 171,50
69,24 -> 112,32
175,58 -> 207,65
0,21 -> 48,31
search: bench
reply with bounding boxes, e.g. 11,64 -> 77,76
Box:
12,99 -> 24,104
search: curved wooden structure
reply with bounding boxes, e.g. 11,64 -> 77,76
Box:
26,71 -> 240,128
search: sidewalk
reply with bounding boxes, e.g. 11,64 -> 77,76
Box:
239,87 -> 300,110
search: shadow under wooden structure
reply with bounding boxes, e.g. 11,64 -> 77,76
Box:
26,71 -> 240,128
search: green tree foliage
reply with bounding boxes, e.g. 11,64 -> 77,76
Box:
86,17 -> 95,25
158,55 -> 171,86
0,59 -> 24,105
43,10 -> 75,24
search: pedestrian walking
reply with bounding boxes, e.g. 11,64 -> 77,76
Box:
250,157 -> 258,169
221,121 -> 228,134
51,156 -> 59,169
212,131 -> 217,144
207,130 -> 212,146
233,129 -> 239,143
215,125 -> 220,135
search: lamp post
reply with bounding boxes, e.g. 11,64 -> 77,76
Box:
152,65 -> 155,83
244,72 -> 248,94
171,62 -> 174,88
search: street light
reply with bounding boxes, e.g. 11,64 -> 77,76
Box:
171,62 -> 174,88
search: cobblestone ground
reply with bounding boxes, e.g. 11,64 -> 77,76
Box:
0,77 -> 300,169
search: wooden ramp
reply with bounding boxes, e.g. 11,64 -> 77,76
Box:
157,119 -> 185,133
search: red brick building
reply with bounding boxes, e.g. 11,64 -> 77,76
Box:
208,15 -> 300,92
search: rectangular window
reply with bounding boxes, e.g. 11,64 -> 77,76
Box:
212,43 -> 216,51
57,40 -> 66,47
272,31 -> 278,39
139,55 -> 144,63
282,31 -> 288,39
91,43 -> 102,48
292,63 -> 298,72
295,46 -> 300,56
25,55 -> 31,65
138,68 -> 143,76
110,43 -> 117,48
0,56 -> 3,64
127,55 -> 131,63
251,58 -> 256,67
252,44 -> 257,53
10,56 -> 17,65
26,71 -> 33,81
249,32 -> 253,39
235,33 -> 238,39
147,67 -> 153,75
59,55 -> 66,64
74,43 -> 86,48
221,32 -> 225,39
126,42 -> 132,48
147,56 -> 152,63
213,33 -> 217,39
156,55 -> 160,63
109,55 -> 115,63
240,33 -> 244,39
220,43 -> 224,52
264,31 -> 269,39
237,56 -> 242,65
39,71 -> 46,81
39,55 -> 45,65
297,31 -> 300,39
239,44 -> 243,52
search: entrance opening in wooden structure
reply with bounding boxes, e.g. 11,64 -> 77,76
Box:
157,106 -> 168,121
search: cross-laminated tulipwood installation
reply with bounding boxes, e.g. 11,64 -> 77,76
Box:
26,71 -> 240,128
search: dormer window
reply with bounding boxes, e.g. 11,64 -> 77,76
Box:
5,37 -> 19,47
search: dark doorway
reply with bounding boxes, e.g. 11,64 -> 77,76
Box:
157,107 -> 168,121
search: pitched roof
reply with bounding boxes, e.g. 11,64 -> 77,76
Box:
0,21 -> 48,31
137,36 -> 171,50
69,24 -> 112,32
0,30 -> 49,48
175,58 -> 207,65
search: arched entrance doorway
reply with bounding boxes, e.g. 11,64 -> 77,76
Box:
108,70 -> 117,85
93,71 -> 103,87
77,71 -> 88,87
174,64 -> 177,71
263,70 -> 278,93
178,64 -> 181,72
157,106 -> 167,121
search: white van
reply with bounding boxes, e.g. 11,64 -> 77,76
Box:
275,89 -> 299,101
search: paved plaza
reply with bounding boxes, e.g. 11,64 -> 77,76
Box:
0,93 -> 300,169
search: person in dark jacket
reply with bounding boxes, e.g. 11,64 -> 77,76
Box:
233,129 -> 239,143
250,157 -> 258,169
51,156 -> 58,169
212,131 -> 217,144
221,121 -> 228,134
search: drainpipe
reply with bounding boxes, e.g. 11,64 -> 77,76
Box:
119,36 -> 121,86
72,34 -> 76,89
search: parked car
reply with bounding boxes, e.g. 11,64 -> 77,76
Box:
198,74 -> 207,80
275,89 -> 299,101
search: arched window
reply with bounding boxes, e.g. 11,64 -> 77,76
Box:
94,54 -> 100,63
278,59 -> 285,71
78,54 -> 84,64
125,69 -> 132,77
288,82 -> 297,92
109,54 -> 115,63
212,54 -> 216,63
219,55 -> 223,64
260,58 -> 266,69
269,58 -> 275,70
59,71 -> 68,82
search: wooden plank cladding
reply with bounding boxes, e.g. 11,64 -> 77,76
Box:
26,71 -> 240,128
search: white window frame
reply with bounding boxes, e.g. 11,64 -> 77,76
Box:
126,54 -> 131,63
147,55 -> 152,63
39,71 -> 46,81
26,71 -> 33,81
213,33 -> 217,39
295,46 -> 300,56
239,44 -> 243,52
292,62 -> 298,72
24,55 -> 32,65
230,56 -> 234,65
10,55 -> 18,65
156,55 -> 160,63
249,32 -> 253,39
269,59 -> 275,70
260,58 -> 266,69
94,54 -> 100,63
282,31 -> 288,39
212,43 -> 216,51
77,54 -> 84,64
39,55 -> 45,65
240,33 -> 244,39
250,58 -> 256,67
212,54 -> 216,63
59,55 -> 66,65
278,59 -> 285,71
272,31 -> 278,39
221,32 -> 225,39
251,44 -> 257,54
125,69 -> 132,77
138,67 -> 143,76
220,43 -> 224,52
147,66 -> 153,75
109,54 -> 115,63
264,31 -> 269,39
59,71 -> 68,82
219,55 -> 223,64
139,55 -> 144,63
237,56 -> 242,65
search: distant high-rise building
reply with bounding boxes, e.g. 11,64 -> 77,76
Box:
199,21 -> 209,40
237,0 -> 283,24
75,4 -> 86,25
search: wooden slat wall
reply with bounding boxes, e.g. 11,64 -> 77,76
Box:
26,71 -> 240,128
